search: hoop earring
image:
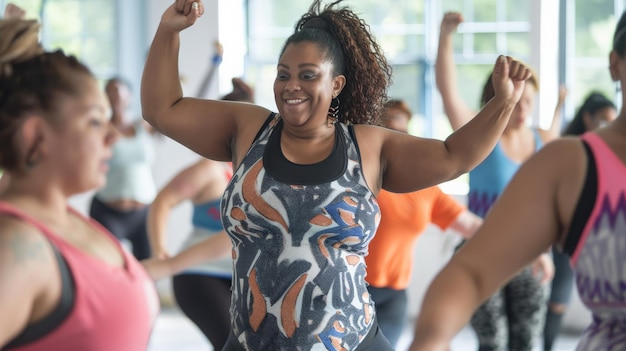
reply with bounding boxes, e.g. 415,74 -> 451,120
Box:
328,96 -> 340,125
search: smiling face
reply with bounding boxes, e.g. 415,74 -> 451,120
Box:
47,75 -> 118,194
273,41 -> 345,128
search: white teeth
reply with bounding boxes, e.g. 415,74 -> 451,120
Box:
286,99 -> 304,104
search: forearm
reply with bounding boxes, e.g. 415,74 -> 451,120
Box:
147,203 -> 171,257
436,33 -> 471,130
169,232 -> 232,275
443,96 -> 516,174
435,33 -> 456,99
141,25 -> 184,126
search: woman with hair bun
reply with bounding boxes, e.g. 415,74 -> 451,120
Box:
0,18 -> 158,350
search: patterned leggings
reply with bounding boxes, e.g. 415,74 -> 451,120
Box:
470,267 -> 550,351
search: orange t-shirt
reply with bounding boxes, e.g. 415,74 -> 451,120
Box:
366,186 -> 465,290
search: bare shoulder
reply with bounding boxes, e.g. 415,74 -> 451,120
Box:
530,137 -> 586,170
0,216 -> 55,270
0,215 -> 58,345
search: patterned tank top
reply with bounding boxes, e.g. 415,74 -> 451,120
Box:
221,114 -> 381,350
563,132 -> 626,351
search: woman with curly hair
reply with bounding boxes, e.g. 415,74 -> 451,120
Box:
142,1 -> 533,349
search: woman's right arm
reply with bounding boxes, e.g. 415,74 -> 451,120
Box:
0,222 -> 54,346
436,12 -> 476,131
141,1 -> 269,161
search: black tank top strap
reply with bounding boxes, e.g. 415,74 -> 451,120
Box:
251,112 -> 278,144
0,203 -> 76,348
563,140 -> 598,257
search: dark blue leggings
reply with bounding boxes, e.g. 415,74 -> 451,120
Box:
367,286 -> 407,348
89,196 -> 151,260
173,274 -> 232,350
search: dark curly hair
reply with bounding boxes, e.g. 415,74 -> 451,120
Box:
280,0 -> 392,125
0,18 -> 92,172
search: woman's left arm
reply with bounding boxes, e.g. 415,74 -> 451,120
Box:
378,56 -> 531,193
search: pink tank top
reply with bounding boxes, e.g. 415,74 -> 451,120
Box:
568,133 -> 626,350
0,202 -> 159,351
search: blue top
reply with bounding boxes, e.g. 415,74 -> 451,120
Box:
468,130 -> 542,217
191,198 -> 223,231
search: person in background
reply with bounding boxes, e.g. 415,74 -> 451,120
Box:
146,78 -> 254,350
0,18 -> 158,350
141,0 -> 532,349
365,99 -> 483,348
437,12 -> 557,351
542,90 -> 617,351
89,77 -> 158,260
410,10 -> 626,351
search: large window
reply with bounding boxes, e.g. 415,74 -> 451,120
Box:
563,0 -> 625,116
3,0 -> 147,114
3,0 -> 117,79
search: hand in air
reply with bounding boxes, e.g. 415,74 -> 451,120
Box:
491,55 -> 533,106
440,12 -> 463,37
161,0 -> 205,32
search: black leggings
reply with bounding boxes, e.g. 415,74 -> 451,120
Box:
173,274 -> 232,350
221,318 -> 393,351
89,197 -> 151,260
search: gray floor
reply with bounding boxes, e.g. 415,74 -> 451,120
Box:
148,307 -> 582,351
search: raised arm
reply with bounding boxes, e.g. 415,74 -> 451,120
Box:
377,56 -> 531,193
408,139 -> 585,351
147,159 -> 219,259
141,1 -> 269,161
195,41 -> 223,98
436,12 -> 476,131
538,85 -> 568,143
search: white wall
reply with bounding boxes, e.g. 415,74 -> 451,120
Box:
69,0 -> 590,334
